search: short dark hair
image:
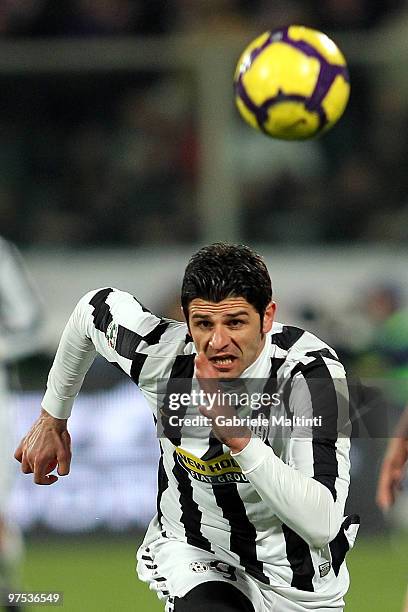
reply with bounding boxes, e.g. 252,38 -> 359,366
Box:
181,243 -> 272,320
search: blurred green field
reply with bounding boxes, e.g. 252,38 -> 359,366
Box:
19,533 -> 407,612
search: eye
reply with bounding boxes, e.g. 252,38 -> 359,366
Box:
196,320 -> 212,329
229,319 -> 244,328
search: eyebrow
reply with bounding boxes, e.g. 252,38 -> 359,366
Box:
190,310 -> 249,320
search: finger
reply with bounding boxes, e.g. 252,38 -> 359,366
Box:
376,474 -> 394,511
21,452 -> 34,474
35,473 -> 58,486
376,487 -> 392,511
57,431 -> 71,476
33,469 -> 58,485
195,352 -> 219,382
14,441 -> 24,463
195,351 -> 214,370
198,404 -> 211,416
33,454 -> 59,485
46,459 -> 58,473
195,351 -> 207,365
194,352 -> 207,376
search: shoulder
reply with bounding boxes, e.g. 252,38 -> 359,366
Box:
78,287 -> 191,352
270,321 -> 341,366
78,287 -> 158,331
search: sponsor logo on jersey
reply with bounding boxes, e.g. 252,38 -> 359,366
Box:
189,561 -> 210,573
319,561 -> 331,577
106,321 -> 118,350
210,561 -> 237,581
189,561 -> 237,581
175,447 -> 248,484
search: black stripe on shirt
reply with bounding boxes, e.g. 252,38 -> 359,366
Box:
269,356 -> 286,378
201,436 -> 224,461
263,357 -> 286,403
271,326 -> 305,351
118,319 -> 170,359
251,358 -> 287,448
116,325 -> 142,359
130,353 -> 148,385
282,524 -> 315,591
160,355 -> 195,445
329,515 -> 359,576
157,444 -> 168,533
306,348 -> 339,363
89,288 -> 113,333
291,356 -> 339,501
212,484 -> 269,584
172,450 -> 213,553
143,320 -> 170,345
329,528 -> 349,577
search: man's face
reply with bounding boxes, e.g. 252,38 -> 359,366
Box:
187,297 -> 276,378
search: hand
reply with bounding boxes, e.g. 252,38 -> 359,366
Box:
194,352 -> 251,453
376,436 -> 408,511
14,408 -> 71,485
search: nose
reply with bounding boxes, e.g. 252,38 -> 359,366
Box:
209,325 -> 230,351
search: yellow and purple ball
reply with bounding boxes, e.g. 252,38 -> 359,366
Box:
234,25 -> 350,140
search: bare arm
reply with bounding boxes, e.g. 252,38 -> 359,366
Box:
376,406 -> 408,511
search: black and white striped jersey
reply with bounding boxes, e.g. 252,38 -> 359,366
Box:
42,287 -> 359,604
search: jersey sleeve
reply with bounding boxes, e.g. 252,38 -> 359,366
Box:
41,287 -> 164,419
231,356 -> 352,549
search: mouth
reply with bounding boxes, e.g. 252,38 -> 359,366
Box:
209,355 -> 238,370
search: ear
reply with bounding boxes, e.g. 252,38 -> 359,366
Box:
262,301 -> 276,334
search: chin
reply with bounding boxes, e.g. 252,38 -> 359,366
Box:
216,368 -> 243,380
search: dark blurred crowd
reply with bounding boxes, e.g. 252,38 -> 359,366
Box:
0,1 -> 404,38
0,0 -> 408,245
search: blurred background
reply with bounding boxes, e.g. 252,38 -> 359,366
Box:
0,0 -> 407,610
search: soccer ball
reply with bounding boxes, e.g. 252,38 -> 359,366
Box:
234,25 -> 350,140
